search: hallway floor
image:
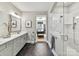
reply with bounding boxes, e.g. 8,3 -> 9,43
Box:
17,42 -> 54,56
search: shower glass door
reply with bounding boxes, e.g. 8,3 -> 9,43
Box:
51,2 -> 64,56
63,2 -> 79,56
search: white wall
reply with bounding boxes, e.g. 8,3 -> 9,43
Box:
22,12 -> 47,42
0,2 -> 22,15
0,2 -> 21,37
0,2 -> 48,43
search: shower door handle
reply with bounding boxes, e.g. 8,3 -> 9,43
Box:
60,35 -> 68,41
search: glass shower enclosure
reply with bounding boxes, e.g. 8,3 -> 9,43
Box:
49,2 -> 79,56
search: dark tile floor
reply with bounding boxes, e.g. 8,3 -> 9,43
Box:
16,42 -> 54,56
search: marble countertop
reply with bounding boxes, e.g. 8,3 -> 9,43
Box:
0,31 -> 28,45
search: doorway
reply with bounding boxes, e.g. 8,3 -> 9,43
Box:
36,16 -> 47,42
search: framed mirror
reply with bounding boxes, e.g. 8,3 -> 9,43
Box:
10,15 -> 21,33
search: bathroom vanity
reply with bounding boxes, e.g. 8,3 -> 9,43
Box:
0,32 -> 28,56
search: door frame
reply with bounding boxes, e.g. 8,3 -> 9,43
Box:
35,15 -> 48,42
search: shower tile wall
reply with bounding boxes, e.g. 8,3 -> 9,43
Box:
64,2 -> 79,55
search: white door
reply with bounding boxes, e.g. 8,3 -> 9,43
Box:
36,16 -> 47,42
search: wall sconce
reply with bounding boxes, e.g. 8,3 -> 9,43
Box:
9,12 -> 21,19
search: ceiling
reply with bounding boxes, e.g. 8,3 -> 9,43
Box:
64,2 -> 73,7
12,2 -> 53,12
55,2 -> 73,7
12,2 -> 74,12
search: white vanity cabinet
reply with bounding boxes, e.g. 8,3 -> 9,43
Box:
20,34 -> 26,48
0,32 -> 28,56
13,37 -> 21,55
0,41 -> 13,56
13,33 -> 27,56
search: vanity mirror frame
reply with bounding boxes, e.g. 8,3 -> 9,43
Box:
10,15 -> 22,33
